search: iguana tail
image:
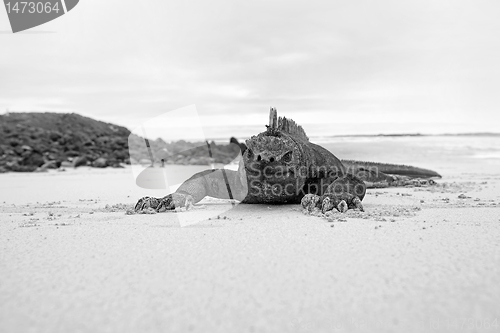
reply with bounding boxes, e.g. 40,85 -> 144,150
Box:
340,160 -> 441,188
341,160 -> 442,179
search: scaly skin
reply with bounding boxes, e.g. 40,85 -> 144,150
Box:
135,108 -> 440,214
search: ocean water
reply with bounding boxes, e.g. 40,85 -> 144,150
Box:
314,135 -> 500,178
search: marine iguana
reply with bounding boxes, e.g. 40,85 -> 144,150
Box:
135,108 -> 440,214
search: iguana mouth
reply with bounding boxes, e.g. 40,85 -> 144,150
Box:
244,163 -> 297,180
266,167 -> 296,181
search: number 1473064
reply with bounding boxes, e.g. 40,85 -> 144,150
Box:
5,1 -> 61,14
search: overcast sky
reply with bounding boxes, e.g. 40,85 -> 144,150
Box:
1,0 -> 500,139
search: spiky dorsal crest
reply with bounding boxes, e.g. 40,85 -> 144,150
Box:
267,107 -> 309,141
277,116 -> 309,141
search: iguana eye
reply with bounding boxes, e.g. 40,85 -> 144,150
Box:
281,151 -> 293,163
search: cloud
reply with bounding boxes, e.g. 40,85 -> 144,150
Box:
1,0 -> 500,137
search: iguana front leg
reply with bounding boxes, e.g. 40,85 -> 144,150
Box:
135,169 -> 245,212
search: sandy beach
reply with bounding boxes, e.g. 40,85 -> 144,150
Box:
1,140 -> 500,333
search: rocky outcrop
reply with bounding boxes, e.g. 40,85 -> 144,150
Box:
0,112 -> 244,172
128,136 -> 242,166
0,112 -> 130,172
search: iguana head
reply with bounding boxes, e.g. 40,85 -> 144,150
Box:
244,107 -> 308,171
243,130 -> 303,175
239,108 -> 310,201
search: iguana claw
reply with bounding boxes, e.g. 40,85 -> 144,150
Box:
337,200 -> 348,213
321,196 -> 333,213
135,193 -> 194,212
301,193 -> 363,214
301,194 -> 321,212
352,196 -> 364,212
134,196 -> 161,211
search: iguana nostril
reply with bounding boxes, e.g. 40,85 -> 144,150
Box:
269,157 -> 275,162
257,155 -> 262,161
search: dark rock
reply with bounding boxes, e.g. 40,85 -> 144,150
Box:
61,161 -> 73,168
64,150 -> 80,157
20,151 -> 44,167
72,156 -> 88,168
49,131 -> 62,141
112,150 -> 129,160
14,146 -> 24,155
39,160 -> 59,170
106,159 -> 119,166
92,157 -> 107,168
7,161 -> 37,172
9,139 -> 20,147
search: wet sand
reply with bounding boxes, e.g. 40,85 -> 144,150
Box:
1,164 -> 500,333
